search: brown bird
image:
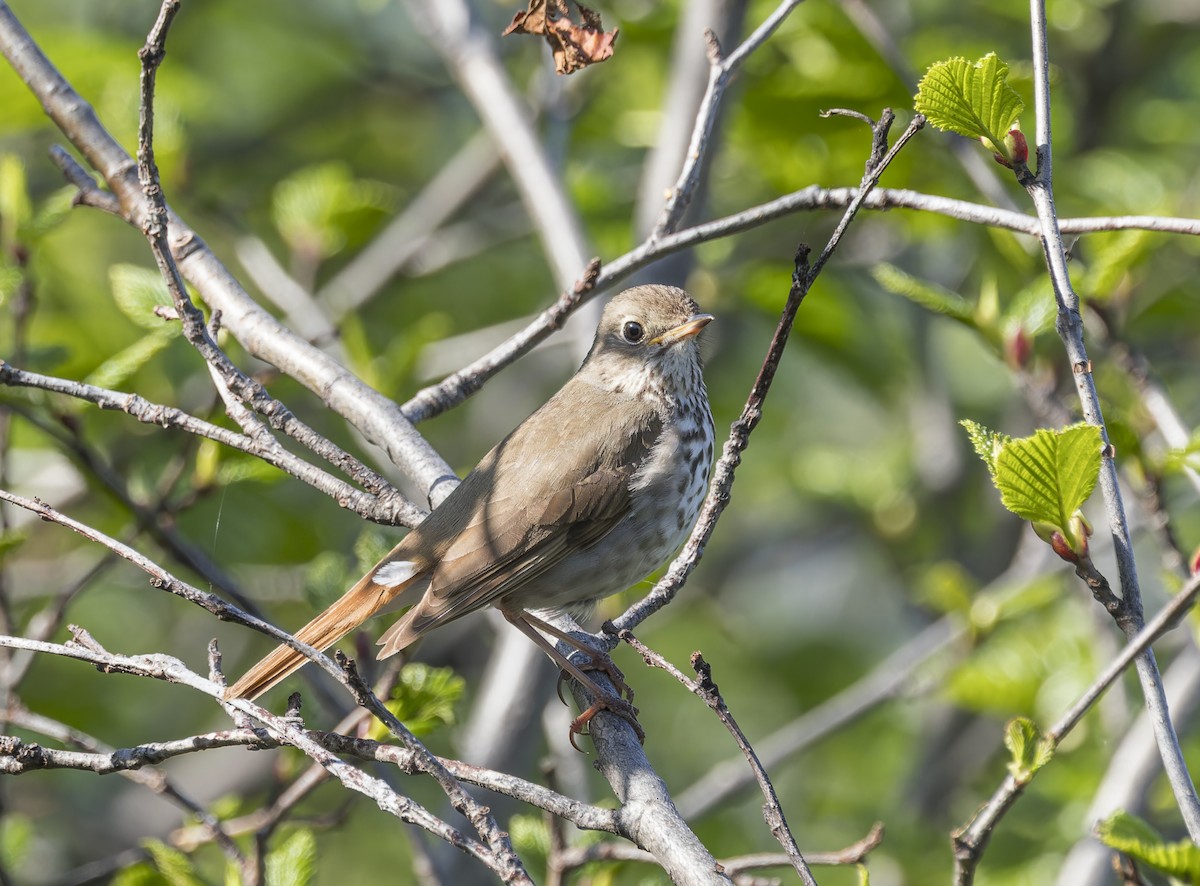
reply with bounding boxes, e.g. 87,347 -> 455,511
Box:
226,284 -> 714,739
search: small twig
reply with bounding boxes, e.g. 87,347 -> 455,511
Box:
652,0 -> 810,236
332,652 -> 530,877
4,706 -> 250,877
552,823 -> 884,877
47,144 -> 122,215
401,258 -> 600,422
951,569 -> 1200,884
132,4 -> 422,521
677,613 -> 967,819
0,631 -> 532,883
0,361 -> 417,524
620,631 -> 817,885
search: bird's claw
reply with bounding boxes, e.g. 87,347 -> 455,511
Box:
568,694 -> 644,751
555,650 -> 634,704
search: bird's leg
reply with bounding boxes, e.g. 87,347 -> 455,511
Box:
516,610 -> 634,701
501,609 -> 643,747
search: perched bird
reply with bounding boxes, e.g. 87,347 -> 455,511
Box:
226,284 -> 714,739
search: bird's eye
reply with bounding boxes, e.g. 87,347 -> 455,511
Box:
622,320 -> 644,343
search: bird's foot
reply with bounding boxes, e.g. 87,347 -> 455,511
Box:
569,693 -> 644,751
556,650 -> 634,704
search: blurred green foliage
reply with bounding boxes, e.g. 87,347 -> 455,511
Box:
1,0 -> 1199,884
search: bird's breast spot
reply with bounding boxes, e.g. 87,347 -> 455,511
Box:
375,560 -> 418,587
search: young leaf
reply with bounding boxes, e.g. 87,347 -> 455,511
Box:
0,812 -> 32,870
110,264 -> 179,331
915,54 -> 1025,163
367,663 -> 465,740
264,829 -> 317,886
1096,810 -> 1200,881
959,419 -> 1011,478
1003,716 -> 1055,783
994,424 -> 1102,533
272,163 -> 394,261
142,840 -> 204,886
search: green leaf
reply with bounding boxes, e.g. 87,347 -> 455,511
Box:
111,862 -> 162,886
993,424 -> 1102,534
0,528 -> 29,562
272,162 -> 394,261
143,840 -> 204,886
1003,717 -> 1055,783
110,264 -> 179,331
85,327 -> 176,390
1096,810 -> 1200,881
915,54 -> 1025,161
1002,281 -> 1057,338
264,828 -> 317,886
960,419 -> 1011,478
872,263 -> 975,325
1080,230 -> 1153,300
508,813 -> 551,861
0,813 -> 32,869
28,186 -> 78,238
368,663 -> 465,740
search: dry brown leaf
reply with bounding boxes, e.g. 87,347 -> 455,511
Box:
503,0 -> 618,76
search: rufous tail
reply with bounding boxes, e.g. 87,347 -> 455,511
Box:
225,572 -> 416,701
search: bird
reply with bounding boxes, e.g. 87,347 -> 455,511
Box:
225,284 -> 715,741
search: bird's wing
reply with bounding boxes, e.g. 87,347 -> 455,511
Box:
376,389 -> 661,656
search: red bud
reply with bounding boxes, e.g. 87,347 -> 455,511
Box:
1007,327 -> 1032,369
1048,530 -> 1080,564
1007,129 -> 1028,166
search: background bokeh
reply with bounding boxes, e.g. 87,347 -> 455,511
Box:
2,0 -> 1199,883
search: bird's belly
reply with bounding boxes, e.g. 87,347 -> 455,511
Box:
506,427 -> 711,612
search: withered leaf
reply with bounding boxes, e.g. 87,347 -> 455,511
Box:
503,0 -> 618,76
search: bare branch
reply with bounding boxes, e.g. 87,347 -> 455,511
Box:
1015,0 -> 1200,840
396,0 -> 589,293
652,0 -> 809,236
0,3 -> 455,502
0,631 -> 532,883
620,633 -> 816,885
0,362 -> 413,524
952,569 -> 1200,883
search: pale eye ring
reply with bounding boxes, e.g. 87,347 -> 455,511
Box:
622,320 -> 644,343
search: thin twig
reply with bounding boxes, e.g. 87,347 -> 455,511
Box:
951,569 -> 1200,884
652,0 -> 810,236
0,361 -> 415,524
552,822 -> 884,877
132,3 -> 420,526
620,632 -> 816,885
392,175 -> 1200,426
0,630 -> 533,883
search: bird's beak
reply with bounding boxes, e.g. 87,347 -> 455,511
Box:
652,313 -> 714,347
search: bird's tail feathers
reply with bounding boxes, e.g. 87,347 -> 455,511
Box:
225,566 -> 421,701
